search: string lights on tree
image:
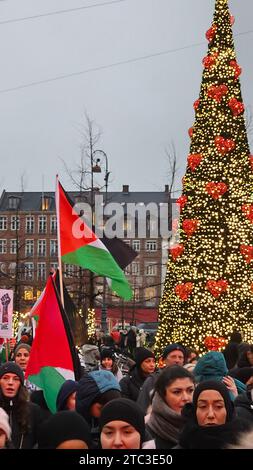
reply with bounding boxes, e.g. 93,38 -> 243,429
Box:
87,308 -> 96,341
155,0 -> 253,355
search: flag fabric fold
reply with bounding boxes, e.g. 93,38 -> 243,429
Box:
26,274 -> 77,413
56,179 -> 133,300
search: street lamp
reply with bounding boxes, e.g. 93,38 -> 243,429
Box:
92,149 -> 110,333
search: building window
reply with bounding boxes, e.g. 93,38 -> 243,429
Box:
8,196 -> 20,210
0,217 -> 7,231
64,264 -> 75,278
145,263 -> 157,276
38,240 -> 46,257
123,240 -> 130,245
0,240 -> 7,254
50,262 -> 58,272
37,262 -> 46,281
11,216 -> 20,231
26,216 -> 34,234
10,239 -> 17,255
146,240 -> 157,252
125,265 -> 131,276
144,287 -> 156,306
25,240 -> 34,257
24,263 -> 34,280
131,262 -> 140,275
50,216 -> 57,234
38,215 -> 47,234
132,240 -> 140,252
24,288 -> 33,301
50,240 -> 58,257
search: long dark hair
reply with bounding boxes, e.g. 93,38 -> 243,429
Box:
0,385 -> 30,434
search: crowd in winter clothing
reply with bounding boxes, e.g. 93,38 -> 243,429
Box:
0,331 -> 253,449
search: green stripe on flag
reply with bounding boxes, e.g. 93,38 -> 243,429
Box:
28,366 -> 66,413
62,244 -> 132,300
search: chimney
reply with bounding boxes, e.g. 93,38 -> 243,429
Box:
165,184 -> 169,193
122,185 -> 129,194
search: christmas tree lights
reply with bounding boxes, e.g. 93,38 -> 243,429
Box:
155,0 -> 253,355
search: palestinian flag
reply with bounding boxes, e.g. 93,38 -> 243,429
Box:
26,274 -> 78,413
56,178 -> 132,300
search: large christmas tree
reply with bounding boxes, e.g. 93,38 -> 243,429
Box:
155,0 -> 253,355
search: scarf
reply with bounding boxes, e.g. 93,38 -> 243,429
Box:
179,418 -> 248,449
147,392 -> 185,443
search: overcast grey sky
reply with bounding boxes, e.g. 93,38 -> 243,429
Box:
0,0 -> 253,194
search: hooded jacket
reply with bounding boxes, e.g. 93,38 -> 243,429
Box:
194,351 -> 246,398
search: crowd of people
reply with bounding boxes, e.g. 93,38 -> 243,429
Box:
0,328 -> 253,449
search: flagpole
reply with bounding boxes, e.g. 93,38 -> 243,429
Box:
55,175 -> 65,308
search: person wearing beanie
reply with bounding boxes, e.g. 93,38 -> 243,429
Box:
99,348 -> 123,382
0,362 -> 43,448
38,410 -> 92,449
177,380 -> 250,449
0,407 -> 12,449
14,343 -> 31,372
76,370 -> 121,448
119,348 -> 155,402
56,380 -> 79,411
100,398 -> 153,449
146,366 -> 195,449
137,344 -> 186,414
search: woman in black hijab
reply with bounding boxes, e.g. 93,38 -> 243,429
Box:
177,380 -> 250,449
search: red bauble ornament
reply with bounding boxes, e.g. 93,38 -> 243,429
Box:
188,127 -> 194,138
202,53 -> 218,69
175,282 -> 193,301
228,97 -> 244,116
215,136 -> 235,155
187,153 -> 203,171
240,245 -> 253,263
193,99 -> 200,110
249,155 -> 253,170
204,336 -> 219,351
230,60 -> 242,79
205,182 -> 228,200
207,84 -> 228,102
206,279 -> 228,298
176,195 -> 188,211
206,24 -> 217,42
182,219 -> 199,237
170,244 -> 184,261
242,204 -> 253,223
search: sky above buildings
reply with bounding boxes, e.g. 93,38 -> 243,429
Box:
0,0 -> 253,196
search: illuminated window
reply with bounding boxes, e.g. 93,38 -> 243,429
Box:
24,288 -> 33,301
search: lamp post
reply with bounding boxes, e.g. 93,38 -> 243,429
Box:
92,149 -> 110,333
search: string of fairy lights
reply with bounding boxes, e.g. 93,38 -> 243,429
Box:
155,0 -> 253,355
